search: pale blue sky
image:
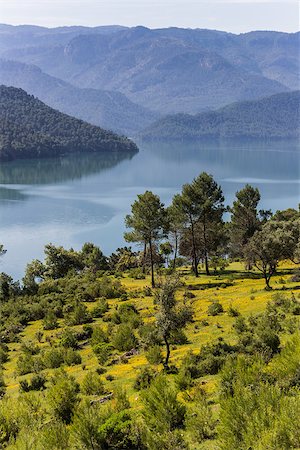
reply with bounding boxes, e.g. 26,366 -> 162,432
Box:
0,1 -> 299,33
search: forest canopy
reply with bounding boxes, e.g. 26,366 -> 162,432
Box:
0,85 -> 138,161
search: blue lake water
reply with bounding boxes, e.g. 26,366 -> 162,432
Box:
0,139 -> 299,280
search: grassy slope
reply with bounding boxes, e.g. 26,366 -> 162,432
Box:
4,262 -> 299,400
2,262 -> 299,449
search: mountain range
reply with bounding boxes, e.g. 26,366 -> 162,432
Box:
139,91 -> 300,140
0,25 -> 299,136
0,59 -> 157,135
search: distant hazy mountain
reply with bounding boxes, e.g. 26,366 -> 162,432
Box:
139,91 -> 300,140
1,26 -> 297,116
0,24 -> 128,53
0,59 -> 158,135
0,85 -> 138,161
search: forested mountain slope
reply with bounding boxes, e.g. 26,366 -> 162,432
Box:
0,85 -> 138,161
140,91 -> 300,140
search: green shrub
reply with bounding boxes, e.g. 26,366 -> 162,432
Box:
47,370 -> 80,424
91,326 -> 109,346
81,371 -> 105,396
91,299 -> 109,318
63,348 -> 82,366
98,410 -> 137,450
141,375 -> 186,433
93,343 -> 113,365
227,305 -> 240,317
134,366 -> 156,390
16,353 -> 35,375
42,348 -> 64,369
19,373 -> 46,392
43,311 -> 58,330
170,329 -> 188,345
60,328 -> 78,349
146,345 -> 163,365
207,301 -> 224,316
112,325 -> 138,352
0,347 -> 8,364
185,388 -> 215,443
129,268 -> 145,280
68,303 -> 91,326
0,372 -> 6,397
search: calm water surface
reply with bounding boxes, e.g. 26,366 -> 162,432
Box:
0,140 -> 299,279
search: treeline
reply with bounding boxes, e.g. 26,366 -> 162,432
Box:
0,85 -> 138,161
140,91 -> 300,141
124,173 -> 300,288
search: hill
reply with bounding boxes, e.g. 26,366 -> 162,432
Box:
0,85 -> 138,161
0,256 -> 299,448
1,26 -> 298,115
0,59 -> 158,135
139,91 -> 300,140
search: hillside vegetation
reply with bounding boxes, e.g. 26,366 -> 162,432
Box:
140,91 -> 300,140
0,85 -> 138,161
0,173 -> 299,449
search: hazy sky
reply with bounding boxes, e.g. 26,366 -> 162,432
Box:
0,1 -> 299,33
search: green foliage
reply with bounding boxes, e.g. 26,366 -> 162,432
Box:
141,375 -> 186,433
155,276 -> 193,368
81,371 -> 105,396
134,366 -> 157,390
0,372 -> 6,397
185,387 -> 216,443
269,333 -> 300,388
19,373 -> 46,392
245,219 -> 299,288
93,343 -> 113,365
68,302 -> 92,326
59,328 -> 78,349
146,345 -> 163,365
43,310 -> 58,330
47,370 -> 80,423
98,410 -> 137,449
112,324 -> 138,352
0,85 -> 137,161
207,301 -> 224,316
173,172 -> 225,276
91,298 -> 109,318
125,190 -> 168,287
219,369 -> 300,449
227,304 -> 240,317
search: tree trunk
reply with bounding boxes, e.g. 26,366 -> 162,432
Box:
163,334 -> 170,369
142,242 -> 147,274
203,216 -> 210,275
191,220 -> 199,277
173,231 -> 178,269
264,271 -> 271,289
204,254 -> 210,276
149,239 -> 155,288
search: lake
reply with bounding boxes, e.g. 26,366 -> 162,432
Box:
0,139 -> 299,280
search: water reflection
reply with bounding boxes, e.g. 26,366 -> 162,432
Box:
0,150 -> 137,186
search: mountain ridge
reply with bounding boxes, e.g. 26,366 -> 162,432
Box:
0,59 -> 158,135
1,27 -> 297,117
139,91 -> 300,141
